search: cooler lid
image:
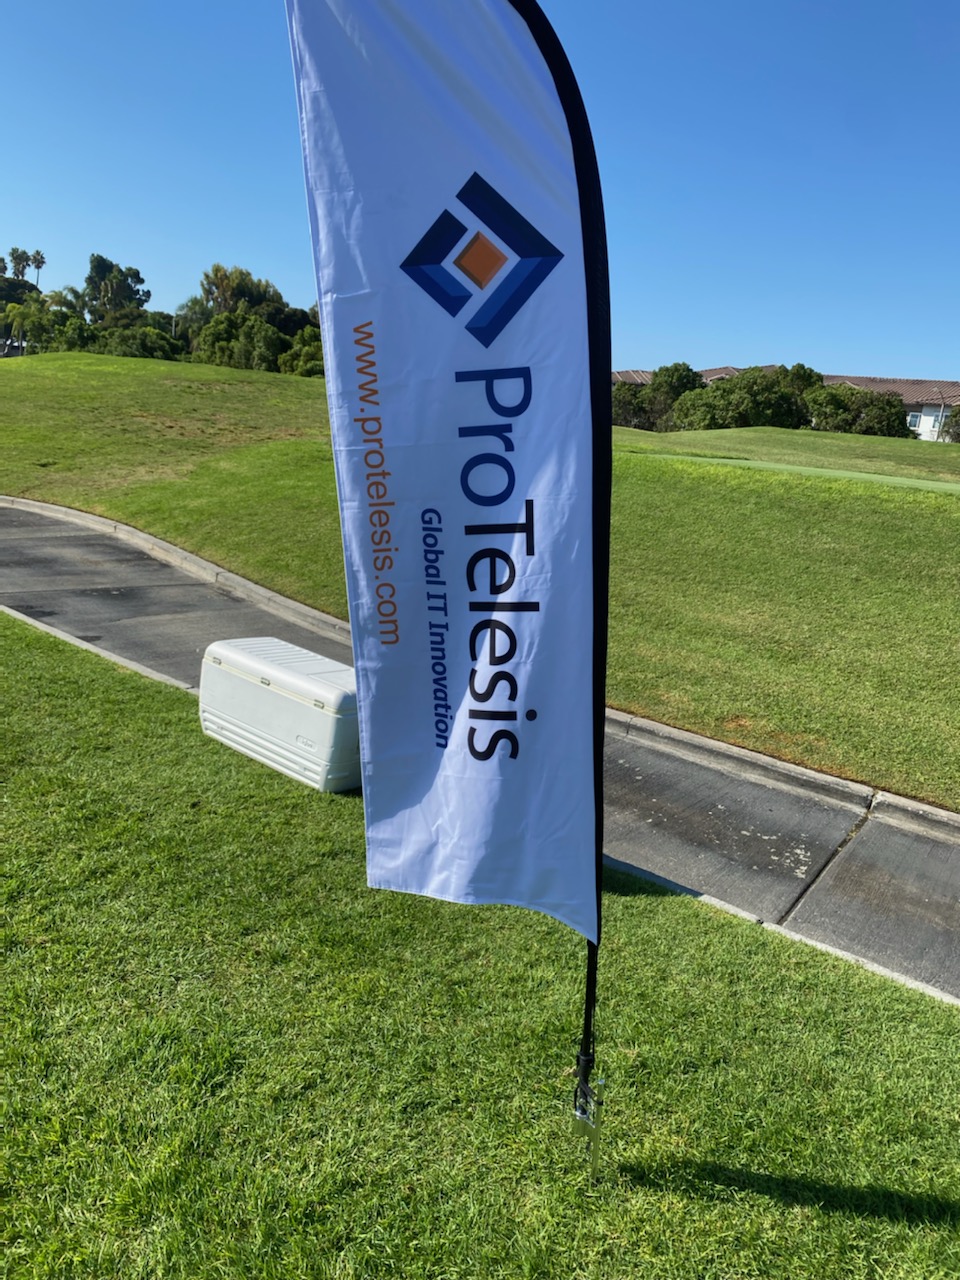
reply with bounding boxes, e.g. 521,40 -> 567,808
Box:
202,637 -> 357,712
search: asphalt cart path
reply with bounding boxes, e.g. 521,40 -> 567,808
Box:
3,497 -> 958,1004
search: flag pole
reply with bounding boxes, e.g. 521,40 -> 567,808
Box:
573,939 -> 602,1176
502,3 -> 611,1182
577,938 -> 598,1081
573,742 -> 604,1175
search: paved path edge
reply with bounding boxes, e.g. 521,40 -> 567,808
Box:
7,494 -> 958,847
1,604 -> 198,692
1,495 -> 352,649
602,854 -> 960,1008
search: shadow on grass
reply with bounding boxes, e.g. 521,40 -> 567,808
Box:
601,862 -> 685,900
620,1160 -> 960,1226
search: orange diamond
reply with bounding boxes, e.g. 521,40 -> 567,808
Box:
454,232 -> 508,290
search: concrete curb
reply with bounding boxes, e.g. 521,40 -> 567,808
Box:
764,923 -> 960,1007
870,791 -> 960,844
605,706 -> 873,812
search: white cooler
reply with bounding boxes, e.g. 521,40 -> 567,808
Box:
199,637 -> 361,793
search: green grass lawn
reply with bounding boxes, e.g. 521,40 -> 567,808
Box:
2,353 -> 959,810
613,424 -> 960,487
4,615 -> 960,1279
608,455 -> 959,809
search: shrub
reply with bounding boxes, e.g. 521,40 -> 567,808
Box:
96,325 -> 182,361
804,383 -> 913,437
673,367 -> 810,431
192,310 -> 291,373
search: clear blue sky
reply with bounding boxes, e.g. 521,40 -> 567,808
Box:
8,0 -> 959,377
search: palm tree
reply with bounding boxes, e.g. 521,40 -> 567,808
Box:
8,247 -> 30,280
200,263 -> 235,314
31,250 -> 46,287
4,303 -> 26,353
46,286 -> 85,315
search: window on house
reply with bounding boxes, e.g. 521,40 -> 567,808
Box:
907,412 -> 921,430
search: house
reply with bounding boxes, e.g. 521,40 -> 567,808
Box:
612,368 -> 960,441
821,377 -> 958,442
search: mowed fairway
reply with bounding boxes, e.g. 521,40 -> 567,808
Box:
2,352 -> 958,809
4,617 -> 960,1279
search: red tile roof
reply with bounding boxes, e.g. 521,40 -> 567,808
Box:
822,375 -> 960,407
611,369 -> 652,385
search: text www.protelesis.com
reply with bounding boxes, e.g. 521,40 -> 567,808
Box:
352,321 -> 398,645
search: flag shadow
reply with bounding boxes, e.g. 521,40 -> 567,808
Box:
601,860 -> 682,899
619,1160 -> 960,1226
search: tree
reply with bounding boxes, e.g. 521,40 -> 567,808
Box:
47,314 -> 93,353
803,383 -> 858,433
30,250 -> 46,286
8,247 -> 30,280
611,381 -> 652,429
0,276 -> 40,308
0,294 -> 65,354
200,264 -> 284,315
230,314 -> 290,372
779,363 -> 821,397
277,325 -> 325,376
941,409 -> 959,443
83,253 -> 114,313
42,290 -> 93,352
857,390 -> 915,437
252,298 -> 313,338
643,362 -> 706,429
21,294 -> 64,353
191,310 -> 243,366
672,380 -> 728,431
0,257 -> 6,277
803,383 -> 913,437
101,265 -> 151,318
612,364 -> 706,431
3,302 -> 28,351
188,265 -> 312,359
174,295 -> 213,348
45,286 -> 86,315
83,254 -> 151,323
191,308 -> 290,372
199,263 -> 235,313
673,369 -> 786,431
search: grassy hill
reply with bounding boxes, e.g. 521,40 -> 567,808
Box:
3,353 -> 958,809
5,615 -> 960,1279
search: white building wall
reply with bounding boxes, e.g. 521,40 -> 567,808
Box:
912,404 -> 952,442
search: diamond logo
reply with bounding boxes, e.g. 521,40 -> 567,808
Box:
401,173 -> 563,348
